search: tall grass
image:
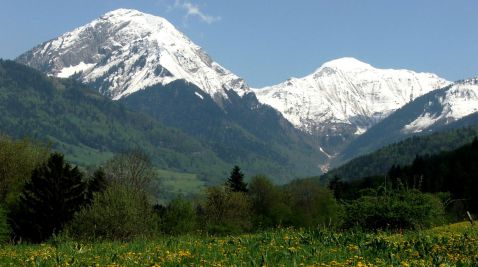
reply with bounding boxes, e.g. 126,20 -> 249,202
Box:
0,222 -> 476,266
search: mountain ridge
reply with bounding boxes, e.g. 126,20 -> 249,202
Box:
335,77 -> 478,165
252,57 -> 450,153
15,8 -> 475,176
16,8 -> 249,103
14,8 -> 328,181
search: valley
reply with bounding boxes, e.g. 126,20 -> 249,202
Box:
0,5 -> 477,266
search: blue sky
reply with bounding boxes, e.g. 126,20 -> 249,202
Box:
0,0 -> 477,87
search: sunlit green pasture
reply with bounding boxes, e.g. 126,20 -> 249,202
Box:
0,222 -> 476,266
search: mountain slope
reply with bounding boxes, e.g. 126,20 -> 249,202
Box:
0,59 -> 228,180
253,57 -> 450,152
16,8 -> 249,102
388,139 -> 478,213
121,81 -> 327,182
322,126 -> 478,181
336,78 -> 478,165
16,8 -> 327,181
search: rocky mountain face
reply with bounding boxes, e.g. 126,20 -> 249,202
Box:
16,8 -> 249,103
401,77 -> 478,133
253,57 -> 450,154
15,8 -> 326,180
15,8 -> 476,176
336,77 -> 478,165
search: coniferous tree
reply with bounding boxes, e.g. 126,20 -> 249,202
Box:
226,165 -> 248,192
86,168 -> 108,204
9,153 -> 87,243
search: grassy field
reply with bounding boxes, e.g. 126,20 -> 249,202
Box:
0,222 -> 476,266
158,169 -> 205,196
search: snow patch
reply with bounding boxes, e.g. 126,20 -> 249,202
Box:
319,147 -> 332,158
402,113 -> 439,133
402,81 -> 478,133
195,91 -> 204,100
57,62 -> 96,78
354,127 -> 367,135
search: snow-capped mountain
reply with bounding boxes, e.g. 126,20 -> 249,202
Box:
16,8 -> 249,102
15,8 -> 329,178
253,58 -> 450,139
336,77 -> 478,165
402,77 -> 478,133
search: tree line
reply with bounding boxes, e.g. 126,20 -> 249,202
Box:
329,138 -> 478,223
0,134 -> 456,244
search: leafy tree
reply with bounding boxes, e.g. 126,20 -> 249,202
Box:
286,179 -> 342,228
201,186 -> 252,234
0,135 -> 49,207
226,165 -> 248,192
9,153 -> 87,242
161,197 -> 197,235
67,184 -> 158,241
104,150 -> 156,194
248,175 -> 290,228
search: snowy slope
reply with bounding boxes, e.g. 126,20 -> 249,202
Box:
16,8 -> 249,101
253,58 -> 450,135
402,77 -> 478,133
335,77 -> 478,165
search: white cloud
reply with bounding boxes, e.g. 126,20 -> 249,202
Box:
172,0 -> 221,24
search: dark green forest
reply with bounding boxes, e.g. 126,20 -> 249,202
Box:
328,138 -> 478,221
323,126 -> 478,181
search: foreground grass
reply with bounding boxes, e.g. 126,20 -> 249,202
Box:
0,222 -> 476,266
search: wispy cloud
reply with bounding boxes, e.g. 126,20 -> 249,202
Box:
179,1 -> 220,24
160,0 -> 220,24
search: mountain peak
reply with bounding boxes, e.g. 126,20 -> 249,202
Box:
319,57 -> 374,72
104,8 -> 143,16
253,58 -> 451,148
16,8 -> 249,101
100,8 -> 175,32
103,8 -> 143,17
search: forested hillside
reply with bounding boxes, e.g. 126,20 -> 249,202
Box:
323,126 -> 478,181
0,60 -> 229,181
328,138 -> 478,214
121,81 -> 326,182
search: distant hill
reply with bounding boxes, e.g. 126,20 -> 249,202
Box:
388,138 -> 478,213
323,126 -> 478,181
0,59 -> 229,183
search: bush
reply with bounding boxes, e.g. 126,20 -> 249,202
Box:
67,184 -> 158,241
286,179 -> 342,228
343,189 -> 445,230
161,197 -> 197,235
248,175 -> 291,228
201,186 -> 252,234
0,205 -> 9,244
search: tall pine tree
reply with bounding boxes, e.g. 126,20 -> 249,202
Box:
226,165 -> 248,192
9,153 -> 87,242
